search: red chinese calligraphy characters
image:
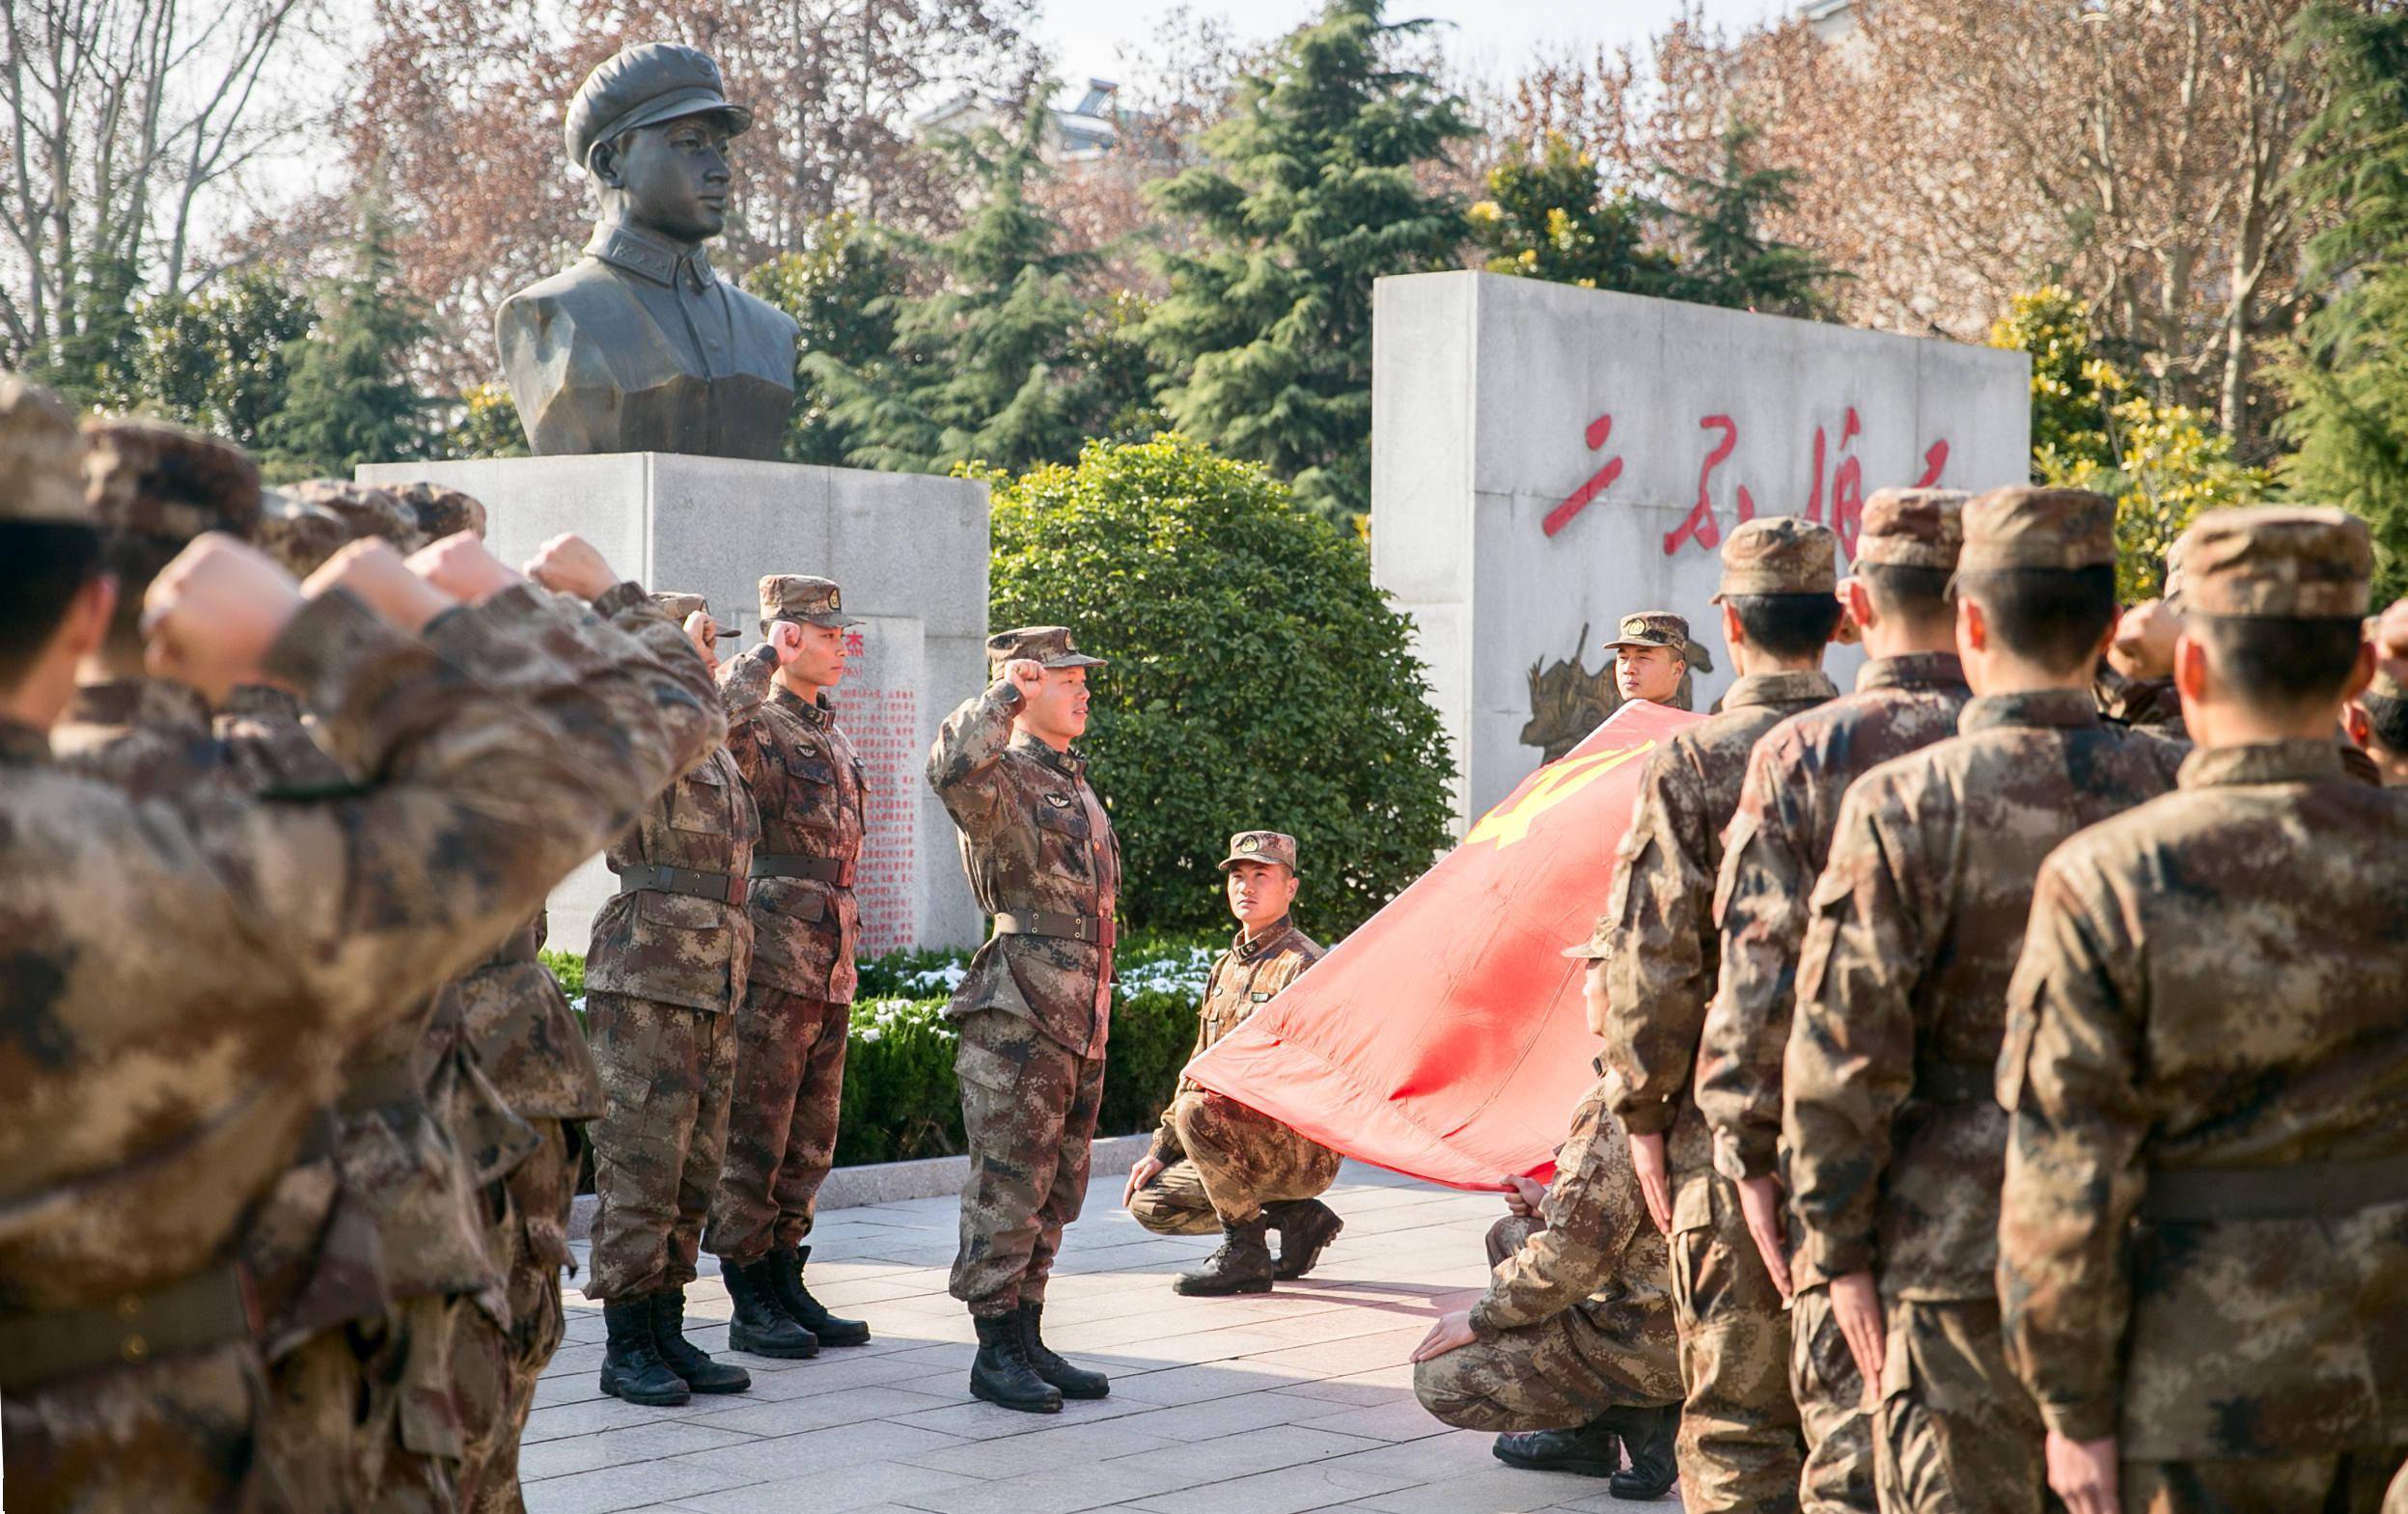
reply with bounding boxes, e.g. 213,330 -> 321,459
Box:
1543,413 -> 1624,537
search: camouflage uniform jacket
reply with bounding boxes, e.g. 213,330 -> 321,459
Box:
2094,665 -> 2184,736
1785,688 -> 2184,1301
1469,1066 -> 1676,1385
1600,669 -> 1839,1223
0,587 -> 718,1327
726,680 -> 866,1005
1999,738 -> 2408,1459
585,625 -> 771,1016
928,681 -> 1121,1058
1150,918 -> 1322,1162
1698,653 -> 1970,1231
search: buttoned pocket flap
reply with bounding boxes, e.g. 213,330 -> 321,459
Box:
785,751 -> 836,785
1671,1179 -> 1716,1236
955,1035 -> 1019,1092
638,890 -> 723,930
760,881 -> 826,924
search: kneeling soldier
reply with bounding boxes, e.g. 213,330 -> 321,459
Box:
1123,830 -> 1343,1292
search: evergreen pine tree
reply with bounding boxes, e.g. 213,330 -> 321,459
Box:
807,100 -> 1101,475
746,213 -> 910,465
264,206 -> 435,479
1141,0 -> 1475,524
35,254 -> 146,407
2274,0 -> 2408,602
1663,124 -> 1839,318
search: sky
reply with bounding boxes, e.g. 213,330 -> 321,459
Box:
1038,0 -> 1791,95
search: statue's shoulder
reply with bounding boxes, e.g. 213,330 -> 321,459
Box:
720,278 -> 799,341
497,259 -> 627,333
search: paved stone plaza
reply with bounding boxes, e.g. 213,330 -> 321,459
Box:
529,1163 -> 1671,1514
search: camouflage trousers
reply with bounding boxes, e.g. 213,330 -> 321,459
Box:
1,1341 -> 270,1514
1126,1090 -> 1341,1233
2120,1449 -> 2406,1514
1671,1170 -> 1804,1514
586,993 -> 736,1301
706,987 -> 850,1265
462,1119 -> 580,1514
1871,1298 -> 2045,1514
1414,1214 -> 1682,1432
259,1291 -> 493,1513
1793,1280 -> 1879,1514
950,1008 -> 1106,1316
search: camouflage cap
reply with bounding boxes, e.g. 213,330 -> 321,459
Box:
1602,611 -> 1691,652
1713,515 -> 1839,601
0,375 -> 91,524
760,573 -> 859,631
1956,486 -> 2117,573
286,479 -> 426,552
387,481 -> 487,542
1855,487 -> 1968,570
81,418 -> 262,543
987,625 -> 1105,671
1220,830 -> 1300,874
2174,506 -> 2371,619
252,490 -> 352,577
566,43 -> 754,175
651,591 -> 726,640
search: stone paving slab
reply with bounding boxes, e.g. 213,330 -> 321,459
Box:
528,1162 -> 1674,1514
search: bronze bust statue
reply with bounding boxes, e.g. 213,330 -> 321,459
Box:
495,43 -> 798,459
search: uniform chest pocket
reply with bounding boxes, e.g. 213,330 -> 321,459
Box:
1034,797 -> 1092,842
667,760 -> 730,835
784,750 -> 837,786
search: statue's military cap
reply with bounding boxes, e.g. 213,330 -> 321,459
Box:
565,43 -> 754,174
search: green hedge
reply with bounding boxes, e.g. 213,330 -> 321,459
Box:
544,932 -> 1219,1166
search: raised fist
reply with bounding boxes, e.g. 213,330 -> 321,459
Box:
141,535 -> 305,703
682,611 -> 720,673
1004,657 -> 1045,699
302,538 -> 454,636
407,531 -> 523,606
765,619 -> 806,666
524,533 -> 619,602
2108,597 -> 2179,681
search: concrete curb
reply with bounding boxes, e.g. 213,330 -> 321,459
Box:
567,1131 -> 1157,1242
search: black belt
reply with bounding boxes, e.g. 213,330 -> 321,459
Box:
619,863 -> 746,906
2142,1151 -> 2408,1223
1913,1060 -> 1994,1105
0,1261 -> 256,1392
752,853 -> 855,888
994,909 -> 1116,948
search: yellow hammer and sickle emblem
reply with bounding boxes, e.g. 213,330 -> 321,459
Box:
1463,741 -> 1656,850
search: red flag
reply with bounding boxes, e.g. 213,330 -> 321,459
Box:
1183,700 -> 1704,1189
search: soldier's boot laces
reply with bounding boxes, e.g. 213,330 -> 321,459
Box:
1491,1418 -> 1621,1478
773,1245 -> 870,1346
650,1288 -> 751,1394
597,1298 -> 691,1407
724,1256 -> 819,1360
1017,1301 -> 1109,1399
1599,1403 -> 1677,1500
1174,1215 -> 1276,1296
970,1309 -> 1062,1414
1266,1198 -> 1344,1280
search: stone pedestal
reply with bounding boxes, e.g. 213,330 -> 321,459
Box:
357,453 -> 989,956
1370,272 -> 2033,831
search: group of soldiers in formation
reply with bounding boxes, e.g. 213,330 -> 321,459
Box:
1404,491 -> 2408,1514
1,352 -> 2404,1514
0,368 -> 1348,1512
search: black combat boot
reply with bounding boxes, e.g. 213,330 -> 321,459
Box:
1491,1418 -> 1621,1477
723,1257 -> 819,1360
770,1245 -> 870,1346
1174,1215 -> 1276,1296
1600,1403 -> 1677,1500
597,1298 -> 690,1406
969,1309 -> 1061,1414
1264,1198 -> 1344,1280
648,1288 -> 751,1394
1016,1301 -> 1109,1399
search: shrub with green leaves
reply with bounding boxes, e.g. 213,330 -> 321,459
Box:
982,433 -> 1454,938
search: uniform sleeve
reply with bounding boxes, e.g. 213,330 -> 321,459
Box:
1472,1082 -> 1646,1334
1997,852 -> 2149,1444
1782,780 -> 1927,1280
1698,746 -> 1814,1179
1601,750 -> 1718,1134
714,642 -> 782,789
927,680 -> 1025,841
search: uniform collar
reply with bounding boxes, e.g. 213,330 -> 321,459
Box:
69,675 -> 213,735
1858,651 -> 1965,694
1010,728 -> 1087,778
775,684 -> 832,728
1960,686 -> 2099,735
1723,669 -> 1839,710
0,717 -> 48,763
1233,917 -> 1294,962
586,219 -> 719,291
2178,738 -> 2346,790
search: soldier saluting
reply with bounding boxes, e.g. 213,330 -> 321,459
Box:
928,627 -> 1119,1415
